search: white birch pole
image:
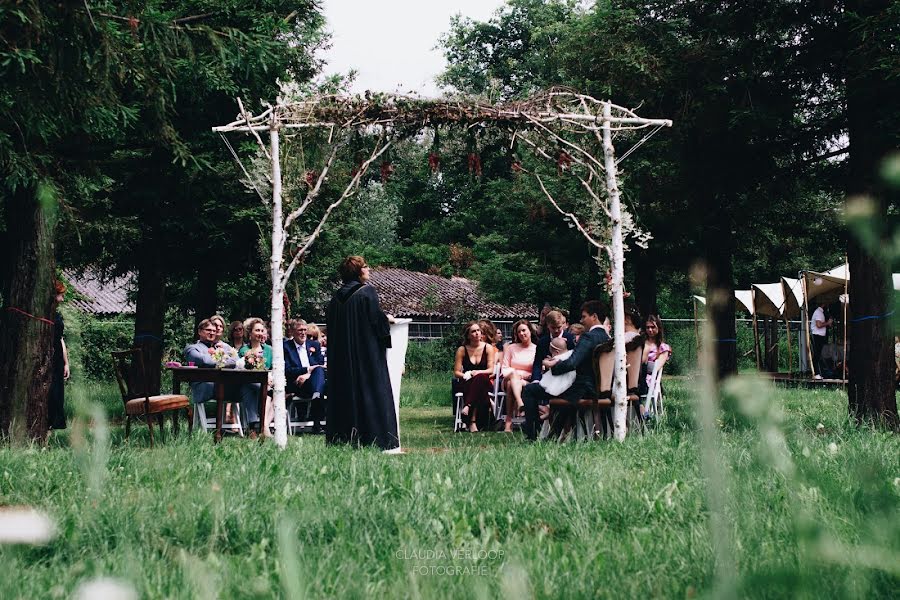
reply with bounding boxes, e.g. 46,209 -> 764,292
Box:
602,101 -> 628,441
269,114 -> 288,448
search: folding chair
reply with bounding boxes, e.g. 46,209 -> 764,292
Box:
452,379 -> 465,432
286,393 -> 323,434
642,360 -> 665,418
489,362 -> 517,428
193,401 -> 244,436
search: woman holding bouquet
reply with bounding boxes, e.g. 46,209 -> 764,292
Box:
238,317 -> 273,437
238,318 -> 273,369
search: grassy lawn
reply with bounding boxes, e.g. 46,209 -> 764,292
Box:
0,374 -> 897,599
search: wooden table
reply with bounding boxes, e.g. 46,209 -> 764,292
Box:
169,367 -> 269,443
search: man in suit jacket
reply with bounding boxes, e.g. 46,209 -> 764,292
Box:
530,309 -> 576,382
284,318 -> 327,431
521,300 -> 610,441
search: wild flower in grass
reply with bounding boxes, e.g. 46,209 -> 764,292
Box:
74,578 -> 137,600
0,507 -> 56,545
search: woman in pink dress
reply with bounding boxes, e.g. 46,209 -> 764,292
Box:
641,314 -> 671,416
502,319 -> 537,432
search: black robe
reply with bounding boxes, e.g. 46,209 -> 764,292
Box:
48,312 -> 66,429
325,280 -> 398,450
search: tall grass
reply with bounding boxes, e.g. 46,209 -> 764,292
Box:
0,374 -> 897,599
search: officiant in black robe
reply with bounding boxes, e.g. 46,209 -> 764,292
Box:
325,256 -> 399,450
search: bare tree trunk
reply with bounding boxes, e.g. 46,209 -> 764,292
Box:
705,224 -> 737,380
845,0 -> 899,427
602,101 -> 628,441
269,123 -> 288,448
0,186 -> 56,442
195,266 -> 218,327
634,248 -> 658,319
133,244 -> 166,396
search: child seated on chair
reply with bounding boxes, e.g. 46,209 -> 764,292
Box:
538,336 -> 576,397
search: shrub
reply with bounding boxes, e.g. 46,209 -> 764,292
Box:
404,339 -> 452,374
81,319 -> 134,381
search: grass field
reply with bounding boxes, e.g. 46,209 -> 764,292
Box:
0,374 -> 897,599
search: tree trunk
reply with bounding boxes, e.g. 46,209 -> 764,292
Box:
845,0 -> 899,427
705,227 -> 737,380
195,266 -> 218,327
133,244 -> 166,396
269,124 -> 288,448
0,186 -> 57,442
633,248 -> 658,319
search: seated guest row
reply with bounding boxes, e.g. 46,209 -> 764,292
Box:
183,315 -> 329,438
452,303 -> 671,438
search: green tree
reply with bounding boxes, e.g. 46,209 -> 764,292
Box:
439,0 -> 849,381
56,3 -> 326,395
843,0 -> 899,426
0,2 -> 326,441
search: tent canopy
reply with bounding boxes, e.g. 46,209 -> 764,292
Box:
693,292 -> 754,314
692,266 -> 899,318
752,282 -> 786,318
781,277 -> 803,319
804,263 -> 849,305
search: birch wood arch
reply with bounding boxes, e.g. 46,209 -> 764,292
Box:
214,88 -> 672,448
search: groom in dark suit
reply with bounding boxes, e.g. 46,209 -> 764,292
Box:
284,319 -> 327,431
521,300 -> 610,441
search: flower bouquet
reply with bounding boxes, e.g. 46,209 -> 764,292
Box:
243,350 -> 267,371
208,345 -> 236,369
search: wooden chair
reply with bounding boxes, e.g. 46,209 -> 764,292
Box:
593,340 -> 616,438
546,341 -> 614,441
625,335 -> 646,434
111,349 -> 191,447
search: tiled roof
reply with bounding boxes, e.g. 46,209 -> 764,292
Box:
60,266 -> 535,320
63,270 -> 135,316
369,267 -> 537,320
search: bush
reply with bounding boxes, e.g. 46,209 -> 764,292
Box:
404,339 -> 453,374
81,319 -> 134,380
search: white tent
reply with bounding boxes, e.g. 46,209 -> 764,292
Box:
781,277 -> 804,319
804,263 -> 849,305
752,282 -> 786,318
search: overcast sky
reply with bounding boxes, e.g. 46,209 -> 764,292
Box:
319,0 -> 507,97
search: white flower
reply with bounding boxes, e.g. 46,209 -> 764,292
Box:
74,578 -> 137,600
0,507 -> 56,545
